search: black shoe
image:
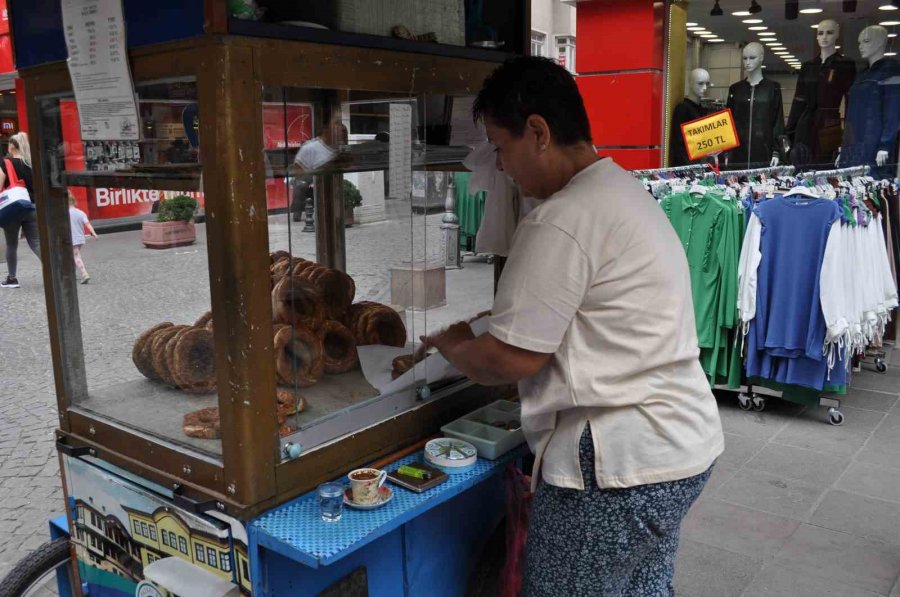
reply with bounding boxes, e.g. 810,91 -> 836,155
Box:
0,276 -> 20,288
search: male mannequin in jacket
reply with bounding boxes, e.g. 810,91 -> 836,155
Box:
786,19 -> 856,168
838,25 -> 900,179
669,68 -> 710,166
726,42 -> 786,169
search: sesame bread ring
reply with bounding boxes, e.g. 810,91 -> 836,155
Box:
347,302 -> 407,347
183,406 -> 220,440
132,323 -> 173,380
391,354 -> 415,379
276,386 -> 307,415
291,260 -> 319,276
273,325 -> 324,387
318,319 -> 358,374
194,310 -> 213,328
272,275 -> 327,330
171,327 -> 217,394
150,325 -> 190,385
271,258 -> 293,280
270,250 -> 291,264
160,325 -> 194,387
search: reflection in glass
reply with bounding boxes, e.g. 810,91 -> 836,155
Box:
38,79 -> 219,457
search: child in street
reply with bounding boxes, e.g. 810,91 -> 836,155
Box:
69,194 -> 98,283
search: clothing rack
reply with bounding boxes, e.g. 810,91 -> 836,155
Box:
799,165 -> 870,179
631,163 -> 710,177
720,164 -> 796,178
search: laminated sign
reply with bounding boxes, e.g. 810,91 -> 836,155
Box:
681,108 -> 740,161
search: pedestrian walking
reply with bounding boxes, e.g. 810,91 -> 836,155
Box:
0,132 -> 40,288
68,194 -> 98,284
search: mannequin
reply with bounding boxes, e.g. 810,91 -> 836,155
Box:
726,42 -> 785,169
669,69 -> 711,166
838,25 -> 900,179
786,19 -> 856,168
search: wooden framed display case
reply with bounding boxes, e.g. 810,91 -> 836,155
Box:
22,0 -> 528,521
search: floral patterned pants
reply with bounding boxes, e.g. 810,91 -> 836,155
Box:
523,426 -> 712,596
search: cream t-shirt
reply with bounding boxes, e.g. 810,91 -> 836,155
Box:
489,158 -> 724,491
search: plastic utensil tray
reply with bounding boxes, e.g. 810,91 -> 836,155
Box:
440,400 -> 524,460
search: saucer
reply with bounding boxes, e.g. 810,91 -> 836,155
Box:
343,486 -> 393,510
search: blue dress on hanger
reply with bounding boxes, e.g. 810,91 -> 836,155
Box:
745,195 -> 848,390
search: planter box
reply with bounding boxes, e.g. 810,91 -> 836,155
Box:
141,221 -> 196,249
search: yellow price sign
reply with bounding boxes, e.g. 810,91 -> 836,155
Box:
681,108 -> 740,161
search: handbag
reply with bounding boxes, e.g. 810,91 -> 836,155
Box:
0,158 -> 34,227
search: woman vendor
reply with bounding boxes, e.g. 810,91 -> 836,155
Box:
420,57 -> 724,596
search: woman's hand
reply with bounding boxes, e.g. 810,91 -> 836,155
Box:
419,321 -> 476,358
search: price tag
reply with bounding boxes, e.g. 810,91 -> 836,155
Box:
681,108 -> 740,161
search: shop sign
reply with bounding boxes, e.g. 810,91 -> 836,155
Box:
681,108 -> 740,161
0,118 -> 15,134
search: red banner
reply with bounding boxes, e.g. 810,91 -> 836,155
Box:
60,100 -> 314,220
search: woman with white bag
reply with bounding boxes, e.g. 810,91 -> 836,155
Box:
0,132 -> 40,289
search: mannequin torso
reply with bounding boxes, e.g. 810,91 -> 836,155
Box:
669,69 -> 710,166
838,26 -> 900,177
726,43 -> 785,169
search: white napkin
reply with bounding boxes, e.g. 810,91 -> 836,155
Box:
357,317 -> 490,395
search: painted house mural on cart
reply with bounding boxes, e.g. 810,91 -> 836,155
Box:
62,455 -> 252,595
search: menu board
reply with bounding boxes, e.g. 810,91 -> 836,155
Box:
62,0 -> 139,141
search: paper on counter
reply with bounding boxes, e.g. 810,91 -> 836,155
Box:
357,316 -> 490,395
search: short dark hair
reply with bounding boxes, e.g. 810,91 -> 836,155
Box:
473,56 -> 592,146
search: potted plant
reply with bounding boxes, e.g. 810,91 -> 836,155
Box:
141,194 -> 199,248
343,179 -> 363,227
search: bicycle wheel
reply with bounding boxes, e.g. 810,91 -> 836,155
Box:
0,538 -> 74,597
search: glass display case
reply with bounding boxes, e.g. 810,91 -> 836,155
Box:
29,23 -> 519,518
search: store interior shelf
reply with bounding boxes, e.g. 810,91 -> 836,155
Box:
62,169 -> 202,192
228,18 -> 514,63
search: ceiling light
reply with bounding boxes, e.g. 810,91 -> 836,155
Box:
879,20 -> 900,25
879,4 -> 899,9
686,22 -> 699,26
742,18 -> 763,23
836,45 -> 841,48
749,0 -> 762,14
732,11 -> 752,16
799,8 -> 823,14
688,26 -> 706,31
887,52 -> 898,56
711,0 -> 724,16
758,31 -> 777,36
890,33 -> 899,38
707,38 -> 725,42
811,24 -> 819,28
748,26 -> 768,30
699,33 -> 717,37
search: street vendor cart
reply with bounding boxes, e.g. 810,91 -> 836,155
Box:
1,1 -> 529,594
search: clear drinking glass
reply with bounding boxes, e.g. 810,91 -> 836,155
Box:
318,482 -> 344,523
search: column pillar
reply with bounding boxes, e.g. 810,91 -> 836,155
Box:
576,0 -> 670,169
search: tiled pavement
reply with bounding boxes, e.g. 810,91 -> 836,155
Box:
2,215 -> 900,595
676,349 -> 900,597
